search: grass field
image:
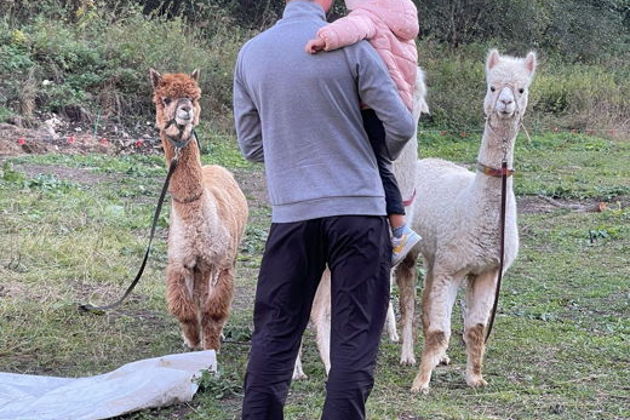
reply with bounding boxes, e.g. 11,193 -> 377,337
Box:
0,130 -> 628,419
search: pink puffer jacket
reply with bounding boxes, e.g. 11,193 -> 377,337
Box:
317,0 -> 419,111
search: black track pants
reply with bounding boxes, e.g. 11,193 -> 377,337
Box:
241,215 -> 391,420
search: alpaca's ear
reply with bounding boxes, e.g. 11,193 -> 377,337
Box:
524,51 -> 537,77
486,49 -> 500,72
149,68 -> 162,89
190,69 -> 200,82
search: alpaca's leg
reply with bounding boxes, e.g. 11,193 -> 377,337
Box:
437,275 -> 461,367
462,269 -> 498,388
385,299 -> 399,343
311,270 -> 332,375
166,263 -> 200,349
312,301 -> 331,375
411,269 -> 461,394
201,268 -> 234,351
384,267 -> 399,343
292,340 -> 308,380
397,252 -> 418,365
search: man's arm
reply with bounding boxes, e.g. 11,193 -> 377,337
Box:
352,44 -> 415,160
233,59 -> 264,163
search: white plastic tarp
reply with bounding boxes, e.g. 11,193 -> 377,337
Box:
0,350 -> 217,420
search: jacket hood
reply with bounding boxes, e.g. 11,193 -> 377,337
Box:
345,0 -> 419,41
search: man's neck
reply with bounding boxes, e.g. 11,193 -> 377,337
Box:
282,0 -> 326,20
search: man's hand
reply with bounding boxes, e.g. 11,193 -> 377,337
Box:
305,38 -> 326,54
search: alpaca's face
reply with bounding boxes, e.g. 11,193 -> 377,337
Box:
149,69 -> 202,130
484,50 -> 536,120
166,97 -> 195,127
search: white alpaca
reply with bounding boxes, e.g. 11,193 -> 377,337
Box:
292,68 -> 429,380
401,50 -> 537,394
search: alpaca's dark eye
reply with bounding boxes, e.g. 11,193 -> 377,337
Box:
163,98 -> 172,105
519,88 -> 524,94
490,86 -> 496,92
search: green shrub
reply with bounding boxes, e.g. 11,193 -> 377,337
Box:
0,2 -> 249,131
531,61 -> 629,130
418,41 -> 629,133
420,43 -> 486,130
0,1 -> 627,136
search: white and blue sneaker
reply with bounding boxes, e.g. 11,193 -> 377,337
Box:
391,226 -> 422,267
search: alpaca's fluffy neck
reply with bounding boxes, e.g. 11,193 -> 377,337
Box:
470,114 -> 520,202
161,131 -> 205,205
477,114 -> 519,170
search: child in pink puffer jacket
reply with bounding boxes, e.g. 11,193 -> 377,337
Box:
306,0 -> 421,266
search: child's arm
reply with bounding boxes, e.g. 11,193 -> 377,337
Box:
306,13 -> 377,54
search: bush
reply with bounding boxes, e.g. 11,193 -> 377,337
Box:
0,0 -> 627,136
531,61 -> 629,131
0,2 -> 249,131
420,45 -> 486,131
415,0 -> 628,64
418,41 -> 629,133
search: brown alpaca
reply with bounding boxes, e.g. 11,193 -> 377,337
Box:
149,68 -> 248,350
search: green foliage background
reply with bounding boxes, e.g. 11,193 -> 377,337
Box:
0,0 -> 628,133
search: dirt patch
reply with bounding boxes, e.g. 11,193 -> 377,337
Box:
0,122 -> 159,157
518,196 -> 568,214
68,278 -> 152,307
0,278 -> 57,302
0,123 -> 52,156
0,281 -> 26,299
517,195 -> 627,214
233,168 -> 268,205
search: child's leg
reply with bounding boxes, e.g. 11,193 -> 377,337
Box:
361,108 -> 421,265
361,109 -> 406,230
389,214 -> 406,230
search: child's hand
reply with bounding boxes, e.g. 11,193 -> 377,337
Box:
305,38 -> 326,54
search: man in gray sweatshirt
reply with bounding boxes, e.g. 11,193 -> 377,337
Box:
234,0 -> 415,418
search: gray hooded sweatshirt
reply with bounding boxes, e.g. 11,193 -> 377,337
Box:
234,0 -> 415,223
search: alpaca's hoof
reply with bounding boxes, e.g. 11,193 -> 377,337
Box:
292,366 -> 308,381
292,371 -> 308,381
202,340 -> 220,352
388,330 -> 400,343
438,354 -> 451,366
182,336 -> 200,350
400,353 -> 416,366
466,375 -> 488,388
410,382 -> 430,395
411,373 -> 431,394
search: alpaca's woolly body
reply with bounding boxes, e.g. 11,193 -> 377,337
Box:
405,50 -> 536,393
412,152 -> 519,275
151,70 -> 248,350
